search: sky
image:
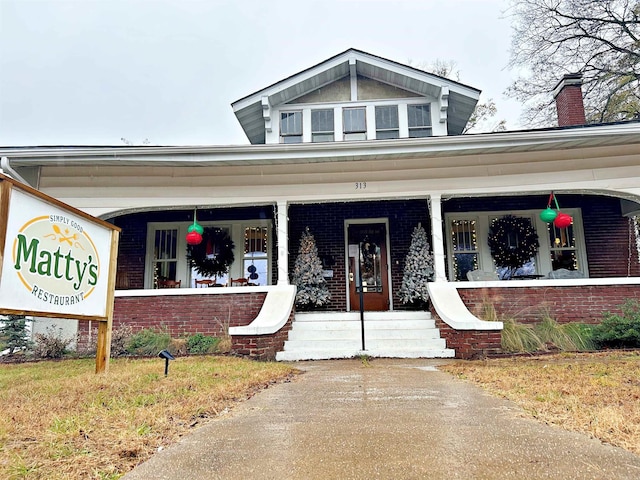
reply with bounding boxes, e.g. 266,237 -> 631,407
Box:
0,0 -> 523,147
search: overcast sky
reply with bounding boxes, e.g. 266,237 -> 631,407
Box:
0,0 -> 523,147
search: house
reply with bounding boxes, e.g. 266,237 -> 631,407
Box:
2,49 -> 640,360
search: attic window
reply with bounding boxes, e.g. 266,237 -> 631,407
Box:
280,111 -> 302,143
408,104 -> 432,138
375,105 -> 399,139
312,109 -> 334,142
343,107 -> 366,141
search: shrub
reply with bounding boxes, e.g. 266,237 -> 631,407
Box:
501,317 -> 545,353
76,324 -> 134,357
535,312 -> 595,352
33,326 -> 73,359
593,300 -> 640,349
126,328 -> 171,356
186,333 -> 220,354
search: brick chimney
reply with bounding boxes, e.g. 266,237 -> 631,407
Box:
553,73 -> 586,126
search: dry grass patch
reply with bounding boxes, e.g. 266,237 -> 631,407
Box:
0,356 -> 297,480
441,351 -> 640,455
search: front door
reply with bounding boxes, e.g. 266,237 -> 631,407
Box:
347,222 -> 390,311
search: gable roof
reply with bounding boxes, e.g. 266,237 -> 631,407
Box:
231,48 -> 481,144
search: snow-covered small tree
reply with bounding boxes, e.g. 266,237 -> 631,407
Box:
398,224 -> 434,307
291,228 -> 331,308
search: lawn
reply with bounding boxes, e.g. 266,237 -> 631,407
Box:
0,356 -> 297,480
441,351 -> 640,455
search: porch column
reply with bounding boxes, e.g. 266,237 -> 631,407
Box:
276,200 -> 290,285
429,194 -> 447,282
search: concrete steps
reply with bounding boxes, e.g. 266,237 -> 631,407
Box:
276,311 -> 455,361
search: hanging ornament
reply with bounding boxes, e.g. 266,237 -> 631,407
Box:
554,212 -> 573,228
540,207 -> 557,223
186,231 -> 203,245
186,208 -> 204,245
247,264 -> 259,280
540,192 -> 572,227
187,223 -> 204,235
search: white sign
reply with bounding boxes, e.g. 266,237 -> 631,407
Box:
0,187 -> 115,319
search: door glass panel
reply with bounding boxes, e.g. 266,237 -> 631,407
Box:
358,238 -> 382,292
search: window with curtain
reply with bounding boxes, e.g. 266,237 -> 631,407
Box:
375,105 -> 399,139
408,104 -> 432,137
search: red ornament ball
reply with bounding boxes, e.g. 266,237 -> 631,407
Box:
553,212 -> 573,228
186,231 -> 203,245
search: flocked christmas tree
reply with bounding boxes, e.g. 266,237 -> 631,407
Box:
398,224 -> 434,307
291,227 -> 331,308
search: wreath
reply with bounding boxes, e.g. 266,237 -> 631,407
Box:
488,215 -> 539,271
186,227 -> 235,277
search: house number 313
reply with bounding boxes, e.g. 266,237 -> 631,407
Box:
355,182 -> 367,189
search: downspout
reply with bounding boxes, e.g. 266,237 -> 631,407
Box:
1,156 -> 31,186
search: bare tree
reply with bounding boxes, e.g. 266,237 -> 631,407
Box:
506,0 -> 640,126
410,60 -> 507,133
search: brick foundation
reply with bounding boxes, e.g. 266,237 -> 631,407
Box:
432,314 -> 502,360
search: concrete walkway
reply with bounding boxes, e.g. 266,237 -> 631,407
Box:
123,359 -> 640,479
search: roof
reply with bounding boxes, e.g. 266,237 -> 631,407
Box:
231,48 -> 481,144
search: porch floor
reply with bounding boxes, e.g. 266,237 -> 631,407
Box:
276,311 -> 454,361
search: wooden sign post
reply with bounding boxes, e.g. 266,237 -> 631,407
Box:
0,173 -> 120,373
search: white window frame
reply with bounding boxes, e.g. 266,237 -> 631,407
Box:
311,108 -> 335,142
280,110 -> 303,143
375,105 -> 400,140
145,219 -> 272,288
407,103 -> 432,138
445,209 -> 588,281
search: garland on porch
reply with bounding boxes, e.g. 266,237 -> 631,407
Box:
488,215 -> 539,273
186,227 -> 235,277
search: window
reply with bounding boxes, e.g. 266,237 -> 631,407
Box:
375,105 -> 399,139
244,226 -> 269,285
450,219 -> 479,281
146,220 -> 272,289
408,104 -> 432,137
343,107 -> 366,141
445,209 -> 587,281
312,109 -> 334,142
153,228 -> 178,287
548,220 -> 579,271
280,111 -> 302,143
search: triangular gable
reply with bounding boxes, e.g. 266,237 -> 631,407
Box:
231,48 -> 481,144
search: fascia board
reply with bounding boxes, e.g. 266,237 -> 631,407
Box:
3,123 -> 640,167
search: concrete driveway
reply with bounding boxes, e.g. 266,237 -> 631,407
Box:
122,359 -> 640,479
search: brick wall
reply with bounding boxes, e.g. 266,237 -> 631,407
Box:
77,292 -> 267,354
433,315 -> 502,359
231,310 -> 294,361
457,285 -> 640,324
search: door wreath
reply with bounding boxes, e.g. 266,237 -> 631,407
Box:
186,227 -> 235,277
488,215 -> 539,273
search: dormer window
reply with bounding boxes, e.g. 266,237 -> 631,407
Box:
280,111 -> 303,143
408,104 -> 432,137
312,109 -> 334,142
375,105 -> 399,139
343,107 -> 366,141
